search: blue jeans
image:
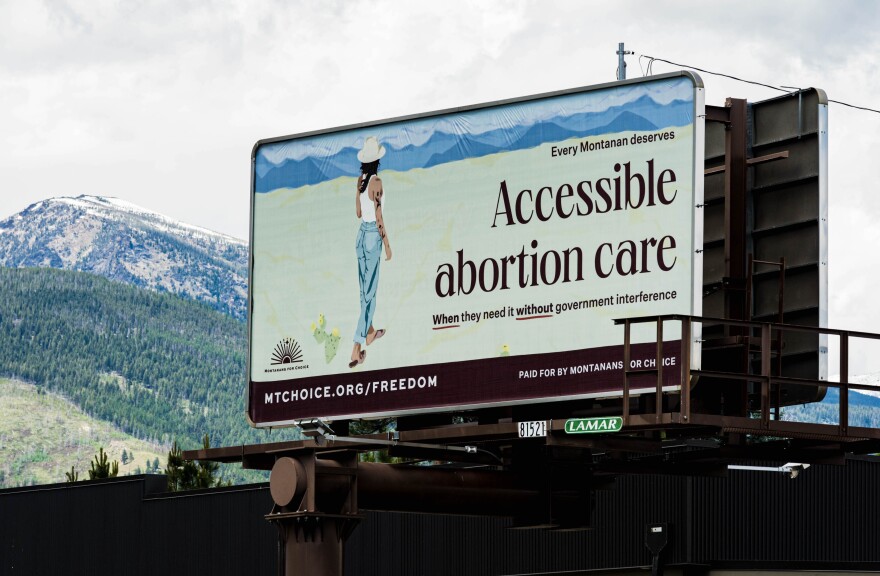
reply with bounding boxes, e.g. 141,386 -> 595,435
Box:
354,221 -> 382,345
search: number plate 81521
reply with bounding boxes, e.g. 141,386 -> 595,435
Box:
517,420 -> 547,438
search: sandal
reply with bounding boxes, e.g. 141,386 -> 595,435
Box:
367,329 -> 386,345
348,350 -> 366,369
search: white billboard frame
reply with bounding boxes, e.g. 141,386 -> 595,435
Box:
247,71 -> 705,427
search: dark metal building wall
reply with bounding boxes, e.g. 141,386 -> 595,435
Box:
345,460 -> 880,574
345,473 -> 688,576
691,458 -> 880,566
0,477 -> 277,576
3,460 -> 880,576
141,484 -> 277,576
0,477 -> 146,576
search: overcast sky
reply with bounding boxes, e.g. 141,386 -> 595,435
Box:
2,0 -> 880,374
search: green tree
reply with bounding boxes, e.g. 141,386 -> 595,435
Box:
350,419 -> 399,463
88,447 -> 119,479
165,434 -> 223,492
65,466 -> 78,483
121,449 -> 128,465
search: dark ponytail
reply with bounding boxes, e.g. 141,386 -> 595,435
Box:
359,160 -> 380,194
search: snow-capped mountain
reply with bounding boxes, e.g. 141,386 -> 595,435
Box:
0,195 -> 247,320
848,372 -> 880,399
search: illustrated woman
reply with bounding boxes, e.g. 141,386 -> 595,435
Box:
350,136 -> 392,368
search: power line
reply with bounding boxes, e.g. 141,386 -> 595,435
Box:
638,53 -> 880,116
639,54 -> 791,93
826,99 -> 880,114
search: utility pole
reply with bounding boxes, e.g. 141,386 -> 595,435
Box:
617,42 -> 631,81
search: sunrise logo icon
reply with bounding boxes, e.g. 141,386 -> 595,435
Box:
271,338 -> 303,365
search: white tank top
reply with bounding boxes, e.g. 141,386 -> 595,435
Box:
359,175 -> 384,223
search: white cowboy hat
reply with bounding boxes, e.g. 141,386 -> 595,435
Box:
357,136 -> 386,163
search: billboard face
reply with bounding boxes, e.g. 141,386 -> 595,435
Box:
249,73 -> 704,426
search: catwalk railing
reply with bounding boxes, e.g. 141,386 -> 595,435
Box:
617,314 -> 880,441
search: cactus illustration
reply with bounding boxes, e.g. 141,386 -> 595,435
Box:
311,315 -> 340,363
325,330 -> 341,363
312,318 -> 326,343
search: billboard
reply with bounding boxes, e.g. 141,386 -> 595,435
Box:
248,72 -> 704,426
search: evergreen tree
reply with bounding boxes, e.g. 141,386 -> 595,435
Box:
121,449 -> 128,464
64,466 -> 78,483
88,447 -> 119,479
194,435 -> 221,489
165,435 -> 223,491
165,441 -> 197,491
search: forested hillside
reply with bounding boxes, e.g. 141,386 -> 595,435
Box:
0,378 -> 168,487
0,267 -> 297,453
783,386 -> 880,428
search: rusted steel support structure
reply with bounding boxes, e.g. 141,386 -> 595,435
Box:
271,456 -> 539,517
721,98 -> 749,325
702,100 -> 795,417
264,449 -> 589,576
267,452 -> 361,576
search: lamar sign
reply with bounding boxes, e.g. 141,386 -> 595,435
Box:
564,416 -> 624,434
248,72 -> 704,426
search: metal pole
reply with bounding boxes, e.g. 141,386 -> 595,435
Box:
724,98 -> 748,323
656,319 -> 664,423
724,98 -> 749,417
840,334 -> 849,436
680,318 -> 691,423
760,323 -> 771,429
617,42 -> 627,81
623,320 -> 631,424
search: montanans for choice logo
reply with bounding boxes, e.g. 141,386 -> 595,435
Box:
266,338 -> 310,374
271,337 -> 303,364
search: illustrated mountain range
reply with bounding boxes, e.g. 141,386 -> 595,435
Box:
0,196 -> 248,320
255,95 -> 693,193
